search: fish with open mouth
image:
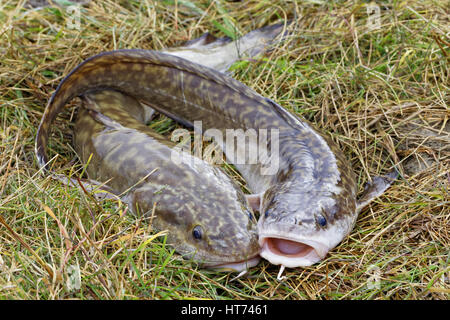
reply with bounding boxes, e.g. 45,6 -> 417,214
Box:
35,21 -> 396,277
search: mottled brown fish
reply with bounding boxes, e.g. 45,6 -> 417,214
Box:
35,23 -> 289,271
35,21 -> 395,276
73,90 -> 260,271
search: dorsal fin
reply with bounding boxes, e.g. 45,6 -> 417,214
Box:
184,32 -> 232,48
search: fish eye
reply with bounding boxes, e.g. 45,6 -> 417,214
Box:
316,214 -> 327,227
192,225 -> 203,240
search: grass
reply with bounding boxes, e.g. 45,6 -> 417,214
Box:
0,0 -> 449,299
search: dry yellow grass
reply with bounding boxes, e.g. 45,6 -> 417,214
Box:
0,0 -> 448,299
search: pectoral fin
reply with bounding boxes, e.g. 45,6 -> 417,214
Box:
51,173 -> 118,201
246,193 -> 262,213
356,169 -> 398,213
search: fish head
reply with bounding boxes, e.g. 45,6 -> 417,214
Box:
257,180 -> 357,268
130,185 -> 261,272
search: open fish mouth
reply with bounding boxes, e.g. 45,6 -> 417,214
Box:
259,235 -> 329,268
205,255 -> 261,272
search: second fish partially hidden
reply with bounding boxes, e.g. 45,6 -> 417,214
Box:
74,90 -> 260,272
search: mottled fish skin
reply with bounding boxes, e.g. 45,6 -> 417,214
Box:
35,21 -> 290,168
35,23 -> 287,271
35,22 -> 393,270
34,48 -> 357,268
73,90 -> 260,270
35,48 -> 282,168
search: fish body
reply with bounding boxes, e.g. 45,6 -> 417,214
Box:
34,48 -> 359,268
35,21 -> 395,271
73,90 -> 260,271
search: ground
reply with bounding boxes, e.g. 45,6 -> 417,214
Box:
0,0 -> 448,299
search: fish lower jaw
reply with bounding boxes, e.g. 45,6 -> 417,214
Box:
258,236 -> 328,268
206,255 -> 261,272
